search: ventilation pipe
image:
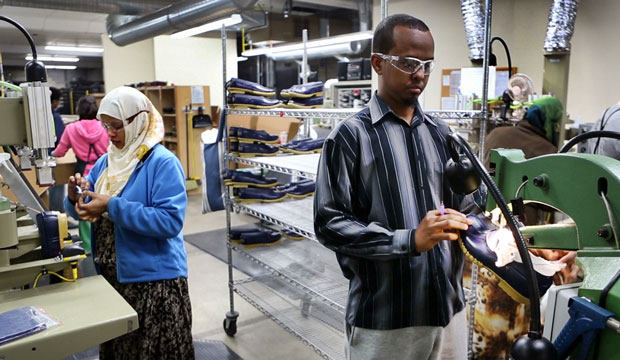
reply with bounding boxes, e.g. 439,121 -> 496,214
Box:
106,0 -> 258,46
460,0 -> 485,62
0,0 -> 171,15
544,0 -> 579,53
542,0 -> 579,145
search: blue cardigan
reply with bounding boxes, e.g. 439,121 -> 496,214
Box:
65,144 -> 188,283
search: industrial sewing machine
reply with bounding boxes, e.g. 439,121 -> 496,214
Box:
0,15 -> 137,360
489,148 -> 620,359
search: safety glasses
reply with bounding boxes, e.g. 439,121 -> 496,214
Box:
374,53 -> 435,76
100,110 -> 149,133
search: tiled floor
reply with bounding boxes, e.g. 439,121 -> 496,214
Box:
183,193 -> 324,360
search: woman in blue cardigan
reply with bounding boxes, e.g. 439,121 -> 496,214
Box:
65,86 -> 194,359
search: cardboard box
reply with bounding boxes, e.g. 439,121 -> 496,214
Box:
227,114 -> 300,142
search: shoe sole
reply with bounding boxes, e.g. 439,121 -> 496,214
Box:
235,196 -> 287,203
458,238 -> 530,304
280,148 -> 322,154
226,181 -> 278,188
286,192 -> 314,199
280,91 -> 323,99
237,137 -> 279,144
228,87 -> 276,97
238,151 -> 278,157
240,238 -> 282,249
281,231 -> 305,241
284,103 -> 322,109
228,103 -> 281,109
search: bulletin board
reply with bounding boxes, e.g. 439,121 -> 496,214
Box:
440,66 -> 517,109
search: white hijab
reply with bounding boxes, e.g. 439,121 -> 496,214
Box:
95,86 -> 164,196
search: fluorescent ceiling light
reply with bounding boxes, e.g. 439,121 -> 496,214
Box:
25,55 -> 79,62
171,14 -> 242,38
45,45 -> 103,53
46,65 -> 77,70
241,31 -> 373,57
269,43 -> 354,61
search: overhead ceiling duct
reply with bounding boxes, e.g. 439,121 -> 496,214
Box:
460,0 -> 485,61
106,0 -> 258,46
0,0 -> 175,15
268,41 -> 364,61
544,0 -> 578,53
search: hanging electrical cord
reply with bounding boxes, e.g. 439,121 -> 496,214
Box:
0,16 -> 37,60
489,36 -> 513,78
558,130 -> 620,153
0,81 -> 22,93
600,190 -> 619,249
447,133 -> 544,337
515,179 -> 528,199
33,269 -> 76,288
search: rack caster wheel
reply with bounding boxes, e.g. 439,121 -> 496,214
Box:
223,311 -> 239,336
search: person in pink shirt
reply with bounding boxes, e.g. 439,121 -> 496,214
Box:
53,95 -> 108,252
53,96 -> 109,176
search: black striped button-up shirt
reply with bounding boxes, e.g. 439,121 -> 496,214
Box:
314,94 -> 484,330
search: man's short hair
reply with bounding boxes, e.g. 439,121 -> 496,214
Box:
372,14 -> 430,54
50,87 -> 61,102
76,95 -> 98,120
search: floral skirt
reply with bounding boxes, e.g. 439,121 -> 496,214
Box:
94,217 -> 195,360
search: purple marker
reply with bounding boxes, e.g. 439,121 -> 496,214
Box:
440,201 -> 445,216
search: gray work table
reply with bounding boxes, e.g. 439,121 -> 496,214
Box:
0,275 -> 138,360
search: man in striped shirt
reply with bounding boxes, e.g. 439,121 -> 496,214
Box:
314,14 -> 485,359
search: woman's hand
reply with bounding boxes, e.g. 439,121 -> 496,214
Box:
75,190 -> 110,223
68,173 -> 90,204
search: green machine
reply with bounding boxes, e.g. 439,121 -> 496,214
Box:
489,149 -> 620,359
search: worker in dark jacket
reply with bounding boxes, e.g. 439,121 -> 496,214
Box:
483,96 -> 563,168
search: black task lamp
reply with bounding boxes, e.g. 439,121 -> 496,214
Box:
444,133 -> 557,360
489,36 -> 514,120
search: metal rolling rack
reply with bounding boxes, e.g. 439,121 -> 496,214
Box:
222,107 -> 355,360
221,108 -> 486,360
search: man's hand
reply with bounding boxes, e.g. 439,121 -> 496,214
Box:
68,173 -> 90,204
414,208 -> 472,253
75,190 -> 110,223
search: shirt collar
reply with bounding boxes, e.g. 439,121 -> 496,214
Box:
368,92 -> 438,128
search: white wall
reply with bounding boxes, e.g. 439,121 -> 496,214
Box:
152,35 -> 238,107
102,35 -> 155,92
372,0 -> 620,123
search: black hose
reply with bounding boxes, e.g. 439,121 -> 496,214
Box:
491,36 -> 512,78
0,16 -> 37,60
448,133 -> 543,337
559,130 -> 620,154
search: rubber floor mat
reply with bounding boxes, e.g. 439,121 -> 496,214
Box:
194,339 -> 243,360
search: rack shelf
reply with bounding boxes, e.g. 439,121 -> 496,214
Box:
226,153 -> 319,180
234,197 -> 316,240
233,275 -> 344,360
232,236 -> 347,313
227,107 -> 483,121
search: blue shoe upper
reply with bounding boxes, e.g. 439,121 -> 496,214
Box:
281,81 -> 324,95
288,138 -> 325,151
235,187 -> 287,200
460,214 -> 554,300
237,127 -> 279,142
227,78 -> 275,94
231,171 -> 278,185
228,93 -> 281,107
238,142 -> 278,154
289,96 -> 324,106
240,230 -> 281,245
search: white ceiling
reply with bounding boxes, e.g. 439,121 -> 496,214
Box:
0,6 -> 107,66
